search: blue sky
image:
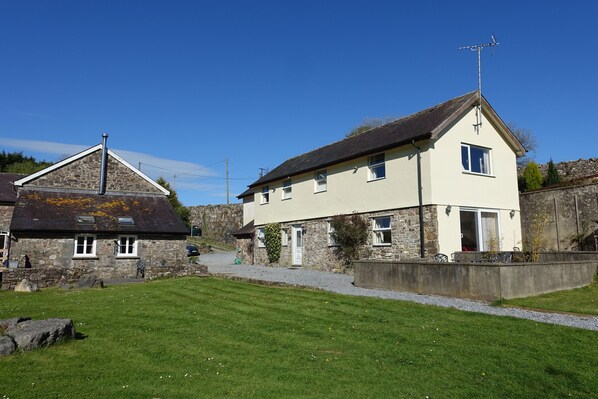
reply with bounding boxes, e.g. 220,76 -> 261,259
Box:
0,0 -> 596,205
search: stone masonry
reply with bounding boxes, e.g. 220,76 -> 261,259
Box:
252,205 -> 439,272
188,204 -> 243,244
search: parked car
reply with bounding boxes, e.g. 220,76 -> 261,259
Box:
186,244 -> 200,257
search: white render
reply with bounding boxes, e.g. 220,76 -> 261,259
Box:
243,93 -> 524,264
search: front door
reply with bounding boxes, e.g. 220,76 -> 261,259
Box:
291,225 -> 303,266
0,231 -> 8,265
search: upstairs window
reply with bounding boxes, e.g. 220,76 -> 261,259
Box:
314,170 -> 327,192
74,234 -> 96,257
117,235 -> 137,256
462,144 -> 491,175
368,153 -> 386,181
282,180 -> 292,200
372,216 -> 392,246
261,186 -> 270,204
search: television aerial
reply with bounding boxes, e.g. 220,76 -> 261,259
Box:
459,34 -> 499,131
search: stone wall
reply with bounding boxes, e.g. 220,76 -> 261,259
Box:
251,205 -> 439,272
1,267 -> 90,290
520,182 -> 598,251
0,204 -> 14,231
26,151 -> 160,194
8,233 -> 187,279
145,263 -> 208,280
188,204 -> 243,244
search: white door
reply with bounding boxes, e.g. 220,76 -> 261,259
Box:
291,225 -> 303,266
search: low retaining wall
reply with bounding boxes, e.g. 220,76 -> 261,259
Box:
145,264 -> 208,280
0,267 -> 90,291
353,260 -> 598,301
1,263 -> 209,291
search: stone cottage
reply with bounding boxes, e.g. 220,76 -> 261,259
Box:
6,135 -> 189,278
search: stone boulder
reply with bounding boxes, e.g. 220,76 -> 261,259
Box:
75,275 -> 103,289
14,279 -> 39,292
0,336 -> 16,356
4,318 -> 75,352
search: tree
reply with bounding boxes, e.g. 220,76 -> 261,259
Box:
522,161 -> 543,191
156,177 -> 191,226
543,159 -> 561,187
346,116 -> 397,138
507,122 -> 539,168
0,151 -> 51,174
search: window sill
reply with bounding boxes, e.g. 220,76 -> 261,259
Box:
462,171 -> 495,178
372,244 -> 392,247
314,189 -> 327,194
282,198 -> 292,201
72,256 -> 99,260
367,177 -> 386,183
116,255 -> 140,260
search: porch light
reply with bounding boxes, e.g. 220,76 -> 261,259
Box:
445,205 -> 452,215
510,210 -> 516,219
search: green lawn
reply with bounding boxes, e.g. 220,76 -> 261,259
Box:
498,277 -> 598,316
1,277 -> 597,398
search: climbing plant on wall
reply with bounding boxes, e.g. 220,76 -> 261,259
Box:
264,223 -> 281,263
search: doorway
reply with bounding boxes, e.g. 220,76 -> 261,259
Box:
291,225 -> 303,266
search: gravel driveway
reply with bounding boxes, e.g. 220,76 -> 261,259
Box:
201,250 -> 598,331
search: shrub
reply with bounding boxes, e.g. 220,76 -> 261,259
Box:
523,161 -> 543,191
330,214 -> 369,267
264,223 -> 281,263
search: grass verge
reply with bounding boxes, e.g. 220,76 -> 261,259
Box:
497,276 -> 598,316
1,277 -> 597,398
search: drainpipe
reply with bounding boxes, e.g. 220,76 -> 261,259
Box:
99,133 -> 109,195
411,140 -> 425,258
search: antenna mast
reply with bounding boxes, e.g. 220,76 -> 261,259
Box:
458,34 -> 499,131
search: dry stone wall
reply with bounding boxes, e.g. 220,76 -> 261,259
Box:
188,204 -> 242,244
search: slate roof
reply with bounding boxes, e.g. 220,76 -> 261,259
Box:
232,220 -> 254,238
10,190 -> 189,235
0,173 -> 27,203
249,91 -> 521,188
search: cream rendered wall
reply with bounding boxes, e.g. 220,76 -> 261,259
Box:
431,107 -> 522,255
253,145 -> 423,226
242,196 -> 254,226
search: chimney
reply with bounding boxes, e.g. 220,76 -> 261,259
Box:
98,133 -> 109,195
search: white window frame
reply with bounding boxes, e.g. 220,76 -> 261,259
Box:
460,208 -> 501,251
116,235 -> 138,257
74,234 -> 97,257
372,216 -> 392,246
368,153 -> 386,181
314,170 -> 327,193
461,143 -> 492,175
282,180 -> 292,200
261,186 -> 270,205
281,229 -> 289,246
327,222 -> 339,247
257,228 -> 265,248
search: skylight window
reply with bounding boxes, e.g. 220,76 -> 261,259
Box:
76,215 -> 95,224
118,217 -> 135,225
